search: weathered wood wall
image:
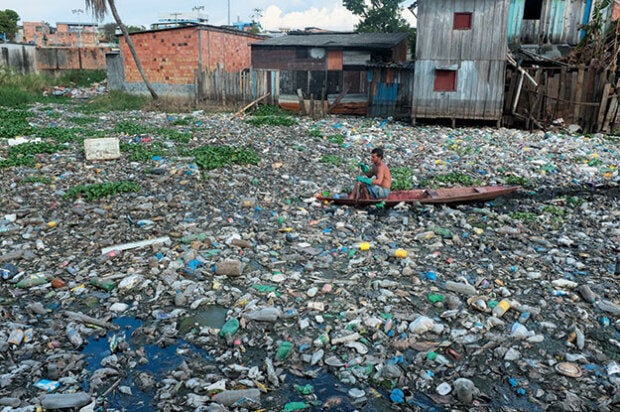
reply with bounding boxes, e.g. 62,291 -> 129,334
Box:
413,0 -> 510,122
196,68 -> 274,104
504,63 -> 620,133
414,60 -> 506,120
508,0 -> 589,45
417,0 -> 509,61
368,66 -> 415,119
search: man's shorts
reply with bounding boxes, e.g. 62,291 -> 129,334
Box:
368,185 -> 390,199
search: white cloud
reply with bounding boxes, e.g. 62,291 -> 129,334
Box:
262,5 -> 360,32
262,4 -> 417,33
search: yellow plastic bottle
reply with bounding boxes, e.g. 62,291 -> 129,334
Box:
492,299 -> 511,317
394,249 -> 407,258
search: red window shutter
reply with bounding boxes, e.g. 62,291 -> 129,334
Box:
453,13 -> 472,30
434,70 -> 457,92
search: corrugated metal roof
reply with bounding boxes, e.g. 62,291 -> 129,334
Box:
253,32 -> 409,48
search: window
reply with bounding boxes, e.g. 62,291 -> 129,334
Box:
295,48 -> 309,59
434,70 -> 457,92
523,0 -> 543,20
453,13 -> 472,30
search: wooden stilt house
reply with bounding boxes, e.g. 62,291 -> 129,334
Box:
412,0 -> 511,126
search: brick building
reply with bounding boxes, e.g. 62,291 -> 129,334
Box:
22,21 -> 100,47
54,22 -> 99,47
22,22 -> 51,46
113,24 -> 264,95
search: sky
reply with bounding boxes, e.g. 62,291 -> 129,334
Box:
2,0 -> 416,32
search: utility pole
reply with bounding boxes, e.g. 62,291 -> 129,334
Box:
228,0 -> 230,25
72,8 -> 84,69
71,8 -> 84,48
192,5 -> 205,20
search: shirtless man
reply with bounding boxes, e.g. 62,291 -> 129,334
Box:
349,147 -> 392,200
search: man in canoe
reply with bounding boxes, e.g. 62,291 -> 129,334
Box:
349,147 -> 392,200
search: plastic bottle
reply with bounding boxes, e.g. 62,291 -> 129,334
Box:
577,285 -> 596,303
394,249 -> 407,258
492,299 -> 511,317
427,293 -> 444,303
246,307 -> 282,321
174,290 -> 187,306
8,328 -> 24,346
15,273 -> 48,288
90,277 -> 115,291
219,318 -> 240,337
597,299 -> 620,316
213,389 -> 261,407
445,280 -> 476,296
66,323 -> 83,347
313,332 -> 330,347
276,341 -> 292,360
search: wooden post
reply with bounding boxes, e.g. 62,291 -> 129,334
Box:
528,68 -> 543,130
573,64 -> 585,123
297,88 -> 306,115
597,82 -> 612,132
602,79 -> 620,132
504,69 -> 518,113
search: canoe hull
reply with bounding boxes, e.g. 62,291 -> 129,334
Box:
316,185 -> 521,207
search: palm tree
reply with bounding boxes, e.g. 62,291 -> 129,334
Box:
85,0 -> 158,99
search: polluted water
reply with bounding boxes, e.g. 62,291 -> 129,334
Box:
0,103 -> 619,411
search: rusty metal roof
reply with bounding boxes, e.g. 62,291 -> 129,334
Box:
253,32 -> 409,49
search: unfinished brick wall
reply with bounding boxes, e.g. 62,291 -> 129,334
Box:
22,22 -> 50,46
199,29 -> 262,72
119,26 -> 264,86
120,26 -> 200,84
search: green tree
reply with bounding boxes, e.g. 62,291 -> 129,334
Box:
101,22 -> 118,43
126,25 -> 146,33
248,8 -> 263,34
0,9 -> 20,41
343,0 -> 410,32
85,0 -> 158,99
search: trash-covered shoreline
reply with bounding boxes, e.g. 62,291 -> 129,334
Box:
1,105 -> 619,411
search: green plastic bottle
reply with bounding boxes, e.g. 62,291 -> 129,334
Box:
276,341 -> 292,360
219,318 -> 240,337
90,277 -> 115,291
15,273 -> 48,288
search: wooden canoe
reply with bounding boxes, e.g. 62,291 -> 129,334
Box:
315,185 -> 521,207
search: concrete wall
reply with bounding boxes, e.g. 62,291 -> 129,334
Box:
36,47 -> 109,71
106,52 -> 124,90
0,43 -> 108,74
0,44 -> 37,74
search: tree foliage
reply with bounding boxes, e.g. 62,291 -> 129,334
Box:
0,9 -> 20,41
569,0 -> 619,71
248,8 -> 263,34
343,0 -> 410,33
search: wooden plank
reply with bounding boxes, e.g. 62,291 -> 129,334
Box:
329,84 -> 351,113
602,79 -> 620,132
235,92 -> 271,117
296,88 -> 306,115
504,68 -> 518,113
573,64 -> 585,122
597,82 -> 613,132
